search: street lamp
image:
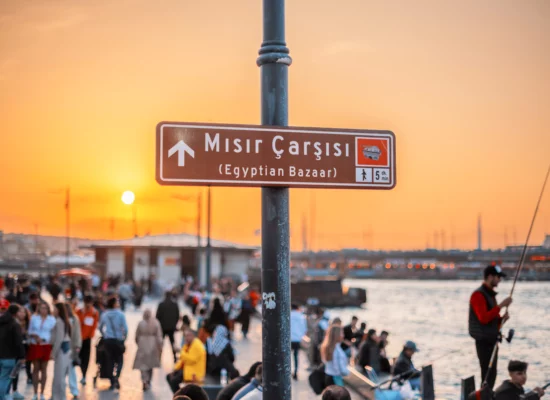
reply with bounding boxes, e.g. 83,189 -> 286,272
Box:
172,190 -> 210,287
121,191 -> 138,237
48,187 -> 70,269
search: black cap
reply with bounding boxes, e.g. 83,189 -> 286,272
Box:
508,360 -> 528,372
484,265 -> 506,279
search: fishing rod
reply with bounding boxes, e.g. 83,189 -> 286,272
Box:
521,382 -> 550,400
509,164 -> 550,298
373,350 -> 461,389
481,164 -> 550,388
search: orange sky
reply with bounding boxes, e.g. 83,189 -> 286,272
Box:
1,0 -> 549,251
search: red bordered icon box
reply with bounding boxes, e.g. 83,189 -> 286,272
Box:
355,137 -> 390,167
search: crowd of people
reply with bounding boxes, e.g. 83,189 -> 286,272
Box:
291,305 -> 422,397
1,268 -> 545,400
0,272 -> 266,400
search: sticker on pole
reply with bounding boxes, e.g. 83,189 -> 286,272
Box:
156,122 -> 396,189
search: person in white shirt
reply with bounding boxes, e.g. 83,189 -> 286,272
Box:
321,325 -> 349,387
290,303 -> 307,380
27,303 -> 56,400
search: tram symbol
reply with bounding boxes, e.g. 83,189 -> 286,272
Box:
363,145 -> 381,161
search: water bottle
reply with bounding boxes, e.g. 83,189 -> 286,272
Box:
220,368 -> 228,386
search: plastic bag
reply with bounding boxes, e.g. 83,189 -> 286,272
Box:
390,380 -> 415,400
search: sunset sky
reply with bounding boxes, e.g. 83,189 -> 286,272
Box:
1,0 -> 549,251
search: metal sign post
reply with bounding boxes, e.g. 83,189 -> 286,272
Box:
257,0 -> 292,398
154,1 -> 397,396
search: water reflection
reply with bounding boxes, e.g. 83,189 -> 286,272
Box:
339,279 -> 549,397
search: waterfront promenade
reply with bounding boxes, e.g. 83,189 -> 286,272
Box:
11,296 -> 359,400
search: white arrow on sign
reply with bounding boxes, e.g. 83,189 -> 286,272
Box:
168,140 -> 195,167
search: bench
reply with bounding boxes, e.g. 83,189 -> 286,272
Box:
178,376 -> 223,398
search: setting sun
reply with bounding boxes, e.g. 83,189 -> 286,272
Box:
121,191 -> 135,206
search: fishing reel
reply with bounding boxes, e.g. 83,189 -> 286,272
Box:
497,329 -> 515,344
506,328 -> 515,343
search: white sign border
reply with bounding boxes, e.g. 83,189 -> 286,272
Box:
159,123 -> 395,188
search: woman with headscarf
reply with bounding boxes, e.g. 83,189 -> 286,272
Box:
133,309 -> 162,391
205,325 -> 239,379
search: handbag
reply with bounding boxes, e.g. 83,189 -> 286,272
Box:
60,341 -> 70,354
308,363 -> 327,395
166,369 -> 183,393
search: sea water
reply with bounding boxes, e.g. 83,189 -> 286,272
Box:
336,279 -> 550,398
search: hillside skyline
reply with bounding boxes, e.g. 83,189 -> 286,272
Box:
1,0 -> 549,250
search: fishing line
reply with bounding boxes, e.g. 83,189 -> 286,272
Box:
481,164 -> 550,387
509,164 -> 550,298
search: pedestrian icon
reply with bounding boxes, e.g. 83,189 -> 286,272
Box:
355,168 -> 373,183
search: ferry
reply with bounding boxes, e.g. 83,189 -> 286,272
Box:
246,262 -> 367,308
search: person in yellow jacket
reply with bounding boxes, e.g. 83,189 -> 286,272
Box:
174,329 -> 207,383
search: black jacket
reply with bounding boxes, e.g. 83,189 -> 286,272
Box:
0,312 -> 26,360
469,284 -> 500,342
357,340 -> 381,373
206,343 -> 239,379
155,298 -> 180,331
342,324 -> 358,351
215,376 -> 249,400
494,380 -> 527,400
393,351 -> 420,380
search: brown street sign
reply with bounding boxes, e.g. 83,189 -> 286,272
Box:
156,122 -> 396,189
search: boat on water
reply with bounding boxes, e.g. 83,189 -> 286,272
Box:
291,277 -> 366,308
246,264 -> 367,308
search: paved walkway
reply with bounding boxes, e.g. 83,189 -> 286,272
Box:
11,296 -> 359,399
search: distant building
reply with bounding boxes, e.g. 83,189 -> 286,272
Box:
47,254 -> 95,269
84,233 -> 257,286
544,234 -> 550,249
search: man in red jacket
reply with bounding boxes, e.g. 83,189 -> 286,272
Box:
468,265 -> 513,389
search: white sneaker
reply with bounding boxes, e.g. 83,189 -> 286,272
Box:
12,393 -> 25,400
31,395 -> 38,400
40,395 -> 46,400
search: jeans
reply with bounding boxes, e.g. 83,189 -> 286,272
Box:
119,297 -> 127,311
162,330 -> 177,360
103,339 -> 124,385
324,374 -> 344,387
79,339 -> 91,378
140,369 -> 152,384
0,359 -> 16,398
52,348 -> 71,400
409,377 -> 421,390
291,342 -> 301,375
68,365 -> 79,396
